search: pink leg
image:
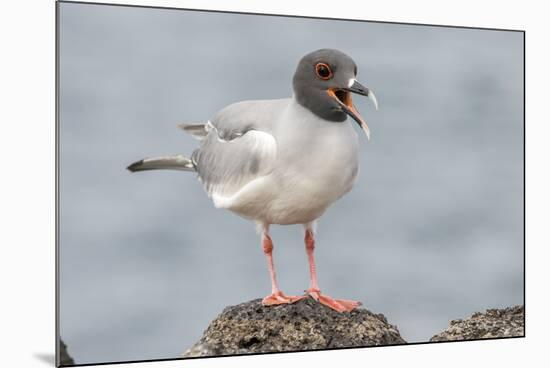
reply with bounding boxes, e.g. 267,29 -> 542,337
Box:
304,228 -> 361,312
261,226 -> 304,306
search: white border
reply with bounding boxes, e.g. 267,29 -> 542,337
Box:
2,1 -> 548,367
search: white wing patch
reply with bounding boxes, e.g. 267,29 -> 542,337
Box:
212,176 -> 271,210
193,128 -> 277,210
238,130 -> 276,158
210,130 -> 277,202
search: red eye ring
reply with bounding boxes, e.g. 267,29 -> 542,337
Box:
315,62 -> 333,80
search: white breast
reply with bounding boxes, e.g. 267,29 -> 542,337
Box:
268,102 -> 359,224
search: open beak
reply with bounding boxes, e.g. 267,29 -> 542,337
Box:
327,80 -> 378,140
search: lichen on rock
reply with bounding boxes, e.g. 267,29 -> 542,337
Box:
430,305 -> 524,342
183,297 -> 406,357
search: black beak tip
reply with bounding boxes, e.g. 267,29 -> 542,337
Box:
346,80 -> 370,97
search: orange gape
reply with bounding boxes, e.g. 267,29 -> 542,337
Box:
327,87 -> 371,140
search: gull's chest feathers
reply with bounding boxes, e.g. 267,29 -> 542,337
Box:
265,103 -> 360,223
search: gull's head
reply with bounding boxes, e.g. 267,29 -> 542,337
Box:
293,48 -> 378,140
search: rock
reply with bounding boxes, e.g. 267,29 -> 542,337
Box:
183,297 -> 405,357
60,339 -> 75,365
430,305 -> 524,342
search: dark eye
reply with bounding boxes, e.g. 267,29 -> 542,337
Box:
315,62 -> 333,80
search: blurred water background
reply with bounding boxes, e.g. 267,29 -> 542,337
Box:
58,3 -> 524,364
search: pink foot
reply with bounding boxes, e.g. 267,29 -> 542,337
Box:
306,288 -> 361,312
262,291 -> 305,306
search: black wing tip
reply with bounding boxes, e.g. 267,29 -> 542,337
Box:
126,160 -> 144,172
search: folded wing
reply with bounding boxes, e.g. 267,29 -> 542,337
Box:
191,124 -> 277,202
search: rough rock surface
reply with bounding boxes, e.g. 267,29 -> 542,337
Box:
430,305 -> 524,342
183,297 -> 405,357
60,339 -> 75,366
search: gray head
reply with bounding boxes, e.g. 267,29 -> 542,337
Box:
292,48 -> 378,139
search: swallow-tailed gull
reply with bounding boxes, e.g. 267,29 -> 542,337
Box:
128,49 -> 378,312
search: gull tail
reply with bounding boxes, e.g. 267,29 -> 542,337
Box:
127,154 -> 195,172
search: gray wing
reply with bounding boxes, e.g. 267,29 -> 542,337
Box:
190,99 -> 287,199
